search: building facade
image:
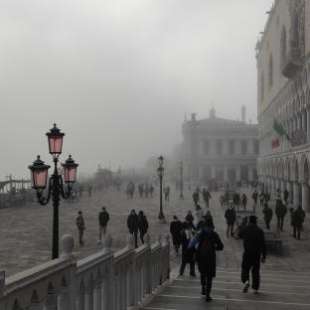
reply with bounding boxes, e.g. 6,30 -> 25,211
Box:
257,0 -> 310,210
182,109 -> 258,187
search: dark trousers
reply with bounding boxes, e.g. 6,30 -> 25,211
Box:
265,219 -> 271,230
277,216 -> 284,231
140,232 -> 145,244
293,226 -> 302,240
172,239 -> 181,254
226,224 -> 234,238
180,259 -> 195,276
131,231 -> 138,248
200,273 -> 213,297
78,229 -> 84,246
241,254 -> 261,290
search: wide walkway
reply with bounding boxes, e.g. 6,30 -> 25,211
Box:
144,188 -> 310,310
143,268 -> 310,309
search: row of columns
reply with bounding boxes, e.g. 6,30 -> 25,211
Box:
199,165 -> 257,182
262,176 -> 310,212
200,139 -> 259,156
285,108 -> 310,142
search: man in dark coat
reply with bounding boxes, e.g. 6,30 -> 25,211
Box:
189,218 -> 224,302
185,211 -> 195,229
225,205 -> 236,238
252,190 -> 258,206
170,216 -> 183,255
275,198 -> 287,232
239,215 -> 266,294
127,209 -> 139,248
241,194 -> 248,211
76,211 -> 86,246
263,203 -> 273,230
202,188 -> 212,208
192,190 -> 199,206
98,206 -> 110,242
233,192 -> 240,211
179,222 -> 196,277
292,205 -> 306,240
138,211 -> 149,244
283,189 -> 289,204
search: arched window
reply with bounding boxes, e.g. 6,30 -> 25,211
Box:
269,55 -> 273,88
280,26 -> 287,67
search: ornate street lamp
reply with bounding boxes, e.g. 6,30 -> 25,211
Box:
28,124 -> 78,259
179,161 -> 184,199
157,155 -> 165,221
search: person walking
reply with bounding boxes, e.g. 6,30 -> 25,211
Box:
185,210 -> 195,229
239,215 -> 266,294
192,189 -> 200,206
138,210 -> 149,244
241,194 -> 248,211
138,184 -> 144,198
179,223 -> 196,277
292,205 -> 306,240
98,207 -> 110,242
202,188 -> 212,208
233,192 -> 240,211
76,211 -> 86,246
283,189 -> 289,204
170,216 -> 183,255
224,204 -> 236,238
164,186 -> 170,202
127,209 -> 139,248
259,192 -> 265,208
252,190 -> 258,207
149,184 -> 154,197
275,198 -> 287,232
263,203 -> 273,230
194,204 -> 204,227
189,217 -> 224,302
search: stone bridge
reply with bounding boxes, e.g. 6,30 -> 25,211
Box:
0,233 -> 170,310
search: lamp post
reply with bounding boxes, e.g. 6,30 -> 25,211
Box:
179,161 -> 184,199
157,155 -> 165,221
28,124 -> 78,259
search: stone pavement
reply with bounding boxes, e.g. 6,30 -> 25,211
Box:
143,188 -> 310,310
143,268 -> 310,309
1,186 -> 310,309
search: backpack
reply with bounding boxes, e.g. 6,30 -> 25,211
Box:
198,233 -> 213,257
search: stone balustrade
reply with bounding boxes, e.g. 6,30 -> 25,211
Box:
0,233 -> 170,310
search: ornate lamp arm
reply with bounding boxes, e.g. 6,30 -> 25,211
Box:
59,176 -> 72,200
36,178 -> 52,206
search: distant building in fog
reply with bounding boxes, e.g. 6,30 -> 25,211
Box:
182,108 -> 259,186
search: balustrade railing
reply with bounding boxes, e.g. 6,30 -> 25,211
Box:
0,233 -> 170,310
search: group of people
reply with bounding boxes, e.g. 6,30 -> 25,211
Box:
127,209 -> 149,248
138,183 -> 154,198
75,206 -> 149,248
170,209 -> 266,302
76,206 -> 110,246
192,187 -> 212,208
259,189 -> 306,239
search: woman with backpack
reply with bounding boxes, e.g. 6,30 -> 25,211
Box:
189,218 -> 224,302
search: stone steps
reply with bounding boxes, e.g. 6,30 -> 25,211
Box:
142,268 -> 310,310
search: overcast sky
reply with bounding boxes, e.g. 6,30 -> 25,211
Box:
0,0 -> 273,178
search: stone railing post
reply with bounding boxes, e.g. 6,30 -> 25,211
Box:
60,235 -> 76,310
165,235 -> 170,281
105,235 -> 114,310
126,234 -> 136,306
102,234 -> 113,254
145,234 -> 152,295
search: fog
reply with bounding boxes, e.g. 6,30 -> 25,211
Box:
0,0 -> 273,178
